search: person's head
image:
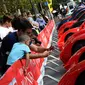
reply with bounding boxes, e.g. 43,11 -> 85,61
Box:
22,12 -> 27,19
18,34 -> 30,45
27,12 -> 32,17
36,14 -> 42,18
41,13 -> 48,23
2,15 -> 12,28
31,37 -> 41,46
11,17 -> 34,38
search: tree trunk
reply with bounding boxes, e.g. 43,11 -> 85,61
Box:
2,0 -> 8,13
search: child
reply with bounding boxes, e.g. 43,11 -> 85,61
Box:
6,34 -> 31,72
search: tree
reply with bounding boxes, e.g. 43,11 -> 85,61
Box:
0,0 -> 32,15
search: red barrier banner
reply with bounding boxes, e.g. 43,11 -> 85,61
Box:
37,20 -> 55,70
0,20 -> 55,85
38,20 -> 54,47
0,59 -> 38,85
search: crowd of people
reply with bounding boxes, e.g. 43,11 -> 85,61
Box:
0,12 -> 52,76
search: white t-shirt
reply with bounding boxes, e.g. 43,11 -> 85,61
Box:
0,26 -> 10,39
8,27 -> 18,32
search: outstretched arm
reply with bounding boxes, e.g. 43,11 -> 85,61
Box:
23,51 -> 51,75
30,44 -> 53,53
24,50 -> 51,68
29,50 -> 51,59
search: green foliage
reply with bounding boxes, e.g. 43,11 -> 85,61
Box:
0,0 -> 32,15
0,0 -> 70,15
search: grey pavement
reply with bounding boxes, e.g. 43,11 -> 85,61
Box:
43,23 -> 66,85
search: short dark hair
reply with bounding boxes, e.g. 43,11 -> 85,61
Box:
3,15 -> 12,23
18,34 -> 30,42
11,17 -> 33,31
27,12 -> 31,16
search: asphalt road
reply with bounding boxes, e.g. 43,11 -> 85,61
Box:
43,23 -> 66,85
